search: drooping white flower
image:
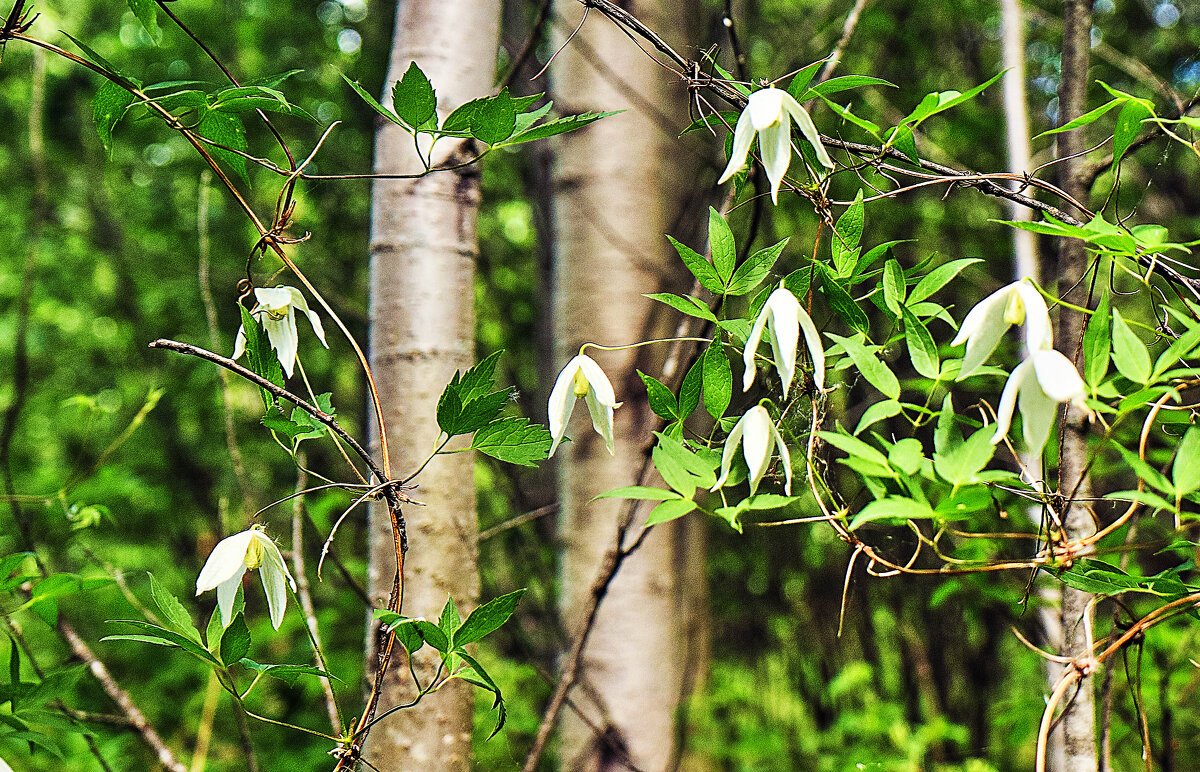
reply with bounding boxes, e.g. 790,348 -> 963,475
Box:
547,354 -> 622,457
195,526 -> 296,630
717,86 -> 836,204
711,405 -> 792,496
951,278 -> 1053,378
233,286 -> 329,378
744,286 -> 825,398
991,348 -> 1090,462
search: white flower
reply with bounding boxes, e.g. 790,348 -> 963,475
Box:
991,348 -> 1090,461
195,526 -> 296,630
951,279 -> 1053,379
547,354 -> 622,457
711,405 -> 792,496
744,286 -> 825,398
717,86 -> 835,204
233,286 -> 328,378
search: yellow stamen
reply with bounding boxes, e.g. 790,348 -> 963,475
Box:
1003,291 -> 1025,327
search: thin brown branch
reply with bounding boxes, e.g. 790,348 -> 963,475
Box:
816,0 -> 870,85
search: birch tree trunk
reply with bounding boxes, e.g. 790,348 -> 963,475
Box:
550,1 -> 702,769
363,2 -> 500,768
1053,1 -> 1098,768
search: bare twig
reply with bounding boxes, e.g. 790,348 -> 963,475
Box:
816,0 -> 870,85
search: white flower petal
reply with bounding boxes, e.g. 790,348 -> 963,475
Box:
743,302 -> 772,393
769,420 -> 793,495
717,107 -> 756,185
287,287 -> 329,349
954,288 -> 1010,378
547,358 -> 581,457
991,359 -> 1034,445
741,406 -> 774,495
232,325 -> 247,361
797,304 -> 826,391
711,411 -> 749,491
1018,370 -> 1059,461
764,289 -> 801,398
216,573 -> 242,628
781,91 -> 835,169
196,530 -> 256,594
748,88 -> 785,131
759,120 -> 793,204
252,532 -> 295,630
1029,349 -> 1086,403
575,355 -> 618,408
1015,282 -> 1053,351
583,388 -> 617,456
265,313 -> 299,378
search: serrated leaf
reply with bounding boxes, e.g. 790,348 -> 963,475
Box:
455,390 -> 512,436
472,418 -> 552,467
195,111 -> 249,186
455,589 -> 524,648
639,371 -> 679,421
93,81 -> 135,158
644,292 -> 717,323
457,652 -> 507,737
414,620 -> 449,652
901,306 -> 940,379
1110,308 -> 1151,385
219,613 -> 251,667
341,73 -> 402,125
702,342 -> 732,419
471,88 -> 517,144
1084,293 -> 1111,387
392,62 -> 436,129
669,236 -> 724,294
439,596 -> 461,640
708,208 -> 736,284
148,573 -> 201,644
827,332 -> 900,399
262,405 -> 306,439
645,498 -> 698,526
727,239 -> 787,296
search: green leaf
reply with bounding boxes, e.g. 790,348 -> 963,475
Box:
1112,99 -> 1153,167
831,191 -> 864,275
1113,444 -> 1174,496
785,60 -> 826,102
907,258 -> 982,304
471,418 -> 552,467
848,496 -> 936,529
1152,322 -> 1200,381
708,208 -> 736,285
499,111 -> 620,146
806,75 -> 895,98
827,333 -> 900,399
1110,308 -> 1151,385
818,429 -> 895,478
727,239 -> 787,296
886,124 -> 919,163
881,259 -> 905,317
702,342 -> 732,419
126,0 -> 161,43
639,371 -> 679,421
103,620 -> 221,667
439,596 -> 461,639
1173,427 -> 1200,497
819,267 -> 869,334
148,573 -> 201,644
592,486 -> 680,502
219,613 -> 251,668
1035,99 -> 1122,138
645,292 -> 718,323
888,438 -> 925,476
341,73 -> 402,125
471,88 -> 517,144
1083,292 -> 1111,388
93,81 -> 135,158
413,620 -> 450,653
901,307 -> 940,380
457,652 -> 507,737
455,589 -> 525,647
238,659 -> 336,686
899,71 -> 1005,130
854,399 -> 902,435
262,405 -> 306,439
669,236 -> 724,294
195,111 -> 249,186
458,350 -> 503,402
932,427 -> 995,486
645,498 -> 698,526
391,62 -> 437,129
817,95 -> 882,137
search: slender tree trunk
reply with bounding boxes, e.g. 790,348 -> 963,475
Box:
1054,1 -> 1097,769
364,2 -> 500,768
550,1 -> 702,769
